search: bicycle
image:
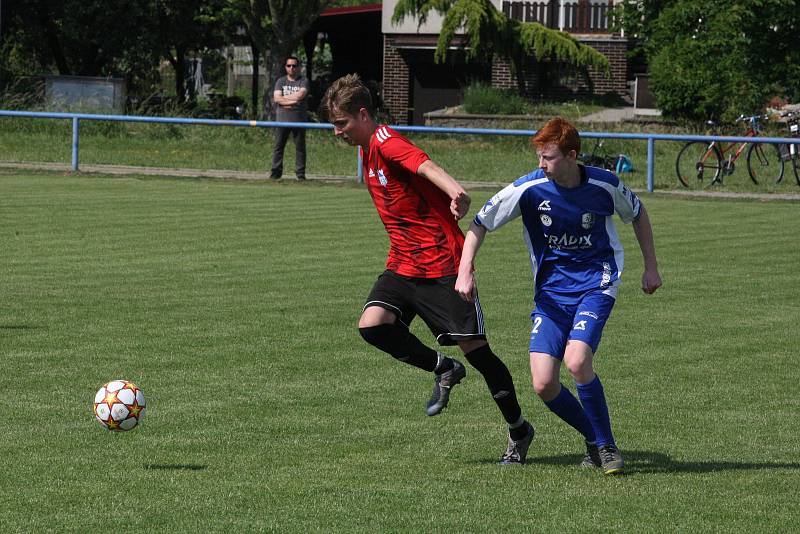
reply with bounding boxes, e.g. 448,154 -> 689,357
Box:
778,110 -> 800,185
675,114 -> 784,189
578,139 -> 630,174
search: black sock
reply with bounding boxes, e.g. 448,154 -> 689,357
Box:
463,344 -> 523,426
359,324 -> 438,372
434,354 -> 454,374
509,419 -> 531,441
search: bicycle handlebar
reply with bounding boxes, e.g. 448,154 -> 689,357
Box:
706,114 -> 768,129
735,113 -> 769,123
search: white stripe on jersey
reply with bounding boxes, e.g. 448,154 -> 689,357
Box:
602,215 -> 623,299
522,224 -> 539,290
375,126 -> 391,143
586,177 -> 616,198
587,177 -> 640,223
476,177 -> 547,231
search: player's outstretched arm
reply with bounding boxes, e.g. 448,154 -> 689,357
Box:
632,205 -> 662,294
455,222 -> 488,302
416,160 -> 471,219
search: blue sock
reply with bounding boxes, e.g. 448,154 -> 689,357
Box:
544,384 -> 596,443
576,375 -> 615,447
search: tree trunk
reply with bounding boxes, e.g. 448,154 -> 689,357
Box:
250,42 -> 260,119
266,41 -> 296,120
513,56 -> 527,97
304,31 -> 317,83
226,46 -> 236,98
170,46 -> 187,103
264,52 -> 275,120
242,0 -> 335,117
40,15 -> 70,74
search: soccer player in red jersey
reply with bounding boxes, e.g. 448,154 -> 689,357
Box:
322,74 -> 534,464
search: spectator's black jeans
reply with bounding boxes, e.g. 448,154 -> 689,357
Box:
271,127 -> 306,178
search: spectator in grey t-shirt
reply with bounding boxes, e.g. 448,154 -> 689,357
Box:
271,56 -> 309,180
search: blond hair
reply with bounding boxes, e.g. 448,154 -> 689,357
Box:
321,74 -> 373,120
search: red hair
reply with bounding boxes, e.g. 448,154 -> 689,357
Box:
531,117 -> 581,155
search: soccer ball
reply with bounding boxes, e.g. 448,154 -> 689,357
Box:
93,380 -> 146,431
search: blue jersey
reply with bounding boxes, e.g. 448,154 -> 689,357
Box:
474,165 -> 641,303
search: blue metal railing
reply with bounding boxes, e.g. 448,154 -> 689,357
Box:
395,125 -> 800,192
2,109 -> 799,192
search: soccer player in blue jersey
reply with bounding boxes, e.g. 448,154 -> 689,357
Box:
455,117 -> 662,475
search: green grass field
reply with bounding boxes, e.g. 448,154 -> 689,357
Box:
2,117 -> 800,194
1,170 -> 799,532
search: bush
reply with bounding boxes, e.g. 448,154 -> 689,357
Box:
462,83 -> 534,115
645,0 -> 800,122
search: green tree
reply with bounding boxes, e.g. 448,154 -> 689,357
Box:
611,0 -> 674,56
223,0 -> 269,117
225,0 -> 335,118
152,0 -> 229,104
392,0 -> 610,94
617,0 -> 800,122
0,0 -> 231,101
329,0 -> 374,5
1,0 -> 157,84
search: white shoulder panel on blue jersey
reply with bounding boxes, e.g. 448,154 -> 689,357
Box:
475,172 -> 548,231
586,170 -> 640,224
584,165 -> 618,185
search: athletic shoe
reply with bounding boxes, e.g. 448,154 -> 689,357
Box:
269,174 -> 281,180
580,442 -> 601,468
599,443 -> 624,475
499,422 -> 535,465
296,175 -> 306,181
425,359 -> 466,416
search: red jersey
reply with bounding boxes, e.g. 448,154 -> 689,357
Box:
361,125 -> 465,278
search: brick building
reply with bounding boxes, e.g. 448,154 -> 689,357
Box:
382,0 -> 630,124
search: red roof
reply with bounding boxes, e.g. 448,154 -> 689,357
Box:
320,3 -> 382,17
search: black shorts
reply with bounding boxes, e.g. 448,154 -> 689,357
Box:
364,270 -> 487,346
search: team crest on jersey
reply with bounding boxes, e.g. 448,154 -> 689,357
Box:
581,212 -> 595,230
377,169 -> 388,186
538,200 -> 551,211
540,214 -> 552,226
368,168 -> 375,178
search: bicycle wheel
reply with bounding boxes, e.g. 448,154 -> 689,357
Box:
791,152 -> 800,186
676,142 -> 722,189
746,143 -> 784,185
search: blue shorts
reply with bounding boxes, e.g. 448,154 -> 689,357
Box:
529,291 -> 616,357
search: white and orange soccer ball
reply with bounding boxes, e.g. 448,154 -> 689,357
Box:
93,380 -> 146,431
